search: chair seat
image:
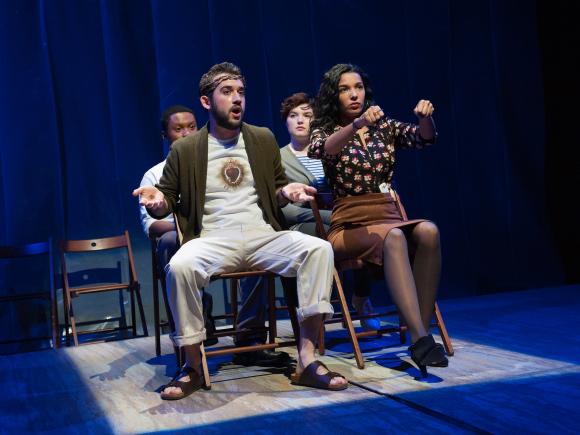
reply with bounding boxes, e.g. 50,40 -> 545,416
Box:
337,258 -> 367,272
69,282 -> 133,296
216,270 -> 276,279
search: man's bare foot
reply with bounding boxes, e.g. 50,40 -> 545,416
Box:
295,352 -> 348,389
160,365 -> 204,400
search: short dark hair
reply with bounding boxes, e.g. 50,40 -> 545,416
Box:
160,105 -> 195,133
280,92 -> 311,120
198,62 -> 246,97
311,63 -> 374,133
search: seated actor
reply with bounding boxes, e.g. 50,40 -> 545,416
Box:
134,62 -> 348,400
140,106 -> 290,366
279,92 -> 379,330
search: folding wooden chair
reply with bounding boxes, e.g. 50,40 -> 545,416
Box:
165,270 -> 300,389
60,230 -> 148,346
167,219 -> 302,388
201,271 -> 303,388
310,191 -> 454,368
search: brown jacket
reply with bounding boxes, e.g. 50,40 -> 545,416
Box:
155,122 -> 288,245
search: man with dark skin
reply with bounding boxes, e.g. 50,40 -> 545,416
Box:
139,106 -> 221,343
139,105 -> 197,263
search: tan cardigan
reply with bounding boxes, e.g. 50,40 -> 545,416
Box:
154,122 -> 288,245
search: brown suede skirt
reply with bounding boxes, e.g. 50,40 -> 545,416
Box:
328,193 -> 426,267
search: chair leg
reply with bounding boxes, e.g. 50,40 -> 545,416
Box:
318,325 -> 326,355
129,287 -> 137,337
332,268 -> 364,369
268,275 -> 276,344
134,284 -> 148,337
200,343 -> 211,389
151,242 -> 160,354
153,276 -> 161,356
160,278 -> 174,331
68,296 -> 79,347
434,302 -> 454,356
63,289 -> 70,346
230,278 -> 239,325
50,286 -> 59,349
281,277 -> 300,342
399,318 -> 407,344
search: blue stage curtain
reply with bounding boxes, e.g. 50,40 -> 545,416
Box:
0,0 -> 566,296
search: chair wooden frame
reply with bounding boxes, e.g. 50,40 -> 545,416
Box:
60,230 -> 148,346
166,217 -> 308,388
201,271 -> 302,388
310,191 -> 454,369
151,235 -> 173,357
162,270 -> 301,389
0,239 -> 59,349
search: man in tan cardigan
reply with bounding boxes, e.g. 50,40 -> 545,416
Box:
134,62 -> 348,400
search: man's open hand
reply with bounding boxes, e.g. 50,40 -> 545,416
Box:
132,186 -> 167,213
281,182 -> 317,202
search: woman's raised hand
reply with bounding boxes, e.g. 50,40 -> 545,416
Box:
413,100 -> 434,118
355,105 -> 384,128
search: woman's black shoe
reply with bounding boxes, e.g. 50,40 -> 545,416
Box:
408,334 -> 448,377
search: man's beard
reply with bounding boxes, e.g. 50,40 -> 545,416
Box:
211,105 -> 243,130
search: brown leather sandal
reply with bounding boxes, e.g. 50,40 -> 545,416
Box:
160,366 -> 205,400
290,360 -> 348,391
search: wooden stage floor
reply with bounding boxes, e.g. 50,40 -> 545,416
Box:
1,285 -> 579,434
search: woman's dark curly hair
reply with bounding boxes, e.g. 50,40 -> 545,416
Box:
311,63 -> 375,133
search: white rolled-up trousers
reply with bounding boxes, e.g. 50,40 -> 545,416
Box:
165,224 -> 334,347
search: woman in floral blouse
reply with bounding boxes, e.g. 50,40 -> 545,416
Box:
280,92 -> 379,331
308,63 -> 447,375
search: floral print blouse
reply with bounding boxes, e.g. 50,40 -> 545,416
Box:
308,117 -> 435,198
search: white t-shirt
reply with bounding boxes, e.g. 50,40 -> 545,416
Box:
139,160 -> 174,236
201,133 -> 267,231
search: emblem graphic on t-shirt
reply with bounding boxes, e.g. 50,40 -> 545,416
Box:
221,158 -> 244,188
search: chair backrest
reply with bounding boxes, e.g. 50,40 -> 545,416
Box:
60,230 -> 138,290
60,233 -> 129,252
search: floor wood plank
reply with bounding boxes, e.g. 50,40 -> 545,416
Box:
1,285 -> 579,434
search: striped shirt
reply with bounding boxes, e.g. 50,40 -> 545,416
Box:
297,155 -> 329,191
